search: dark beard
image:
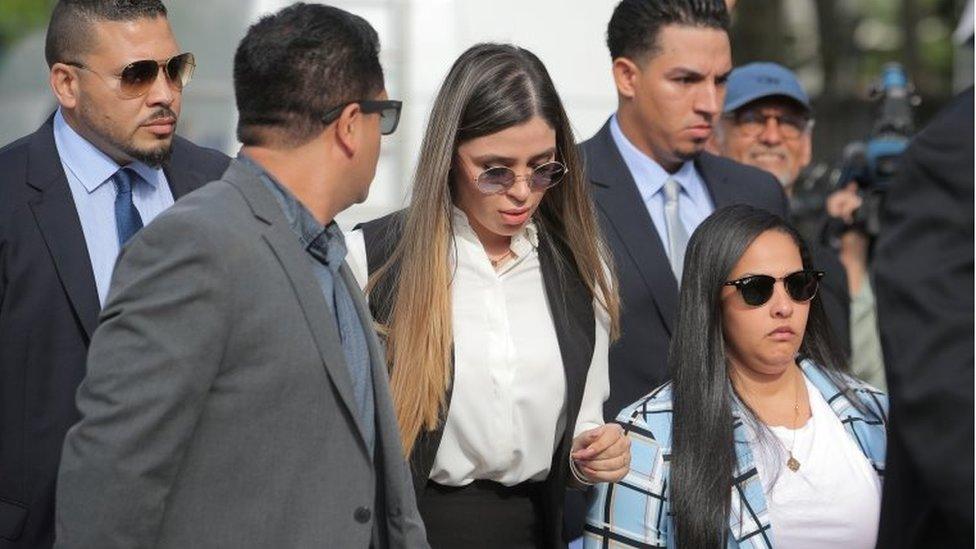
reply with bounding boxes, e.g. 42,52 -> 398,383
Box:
123,141 -> 173,168
78,103 -> 176,168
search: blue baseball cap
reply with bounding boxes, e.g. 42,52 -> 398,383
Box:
723,62 -> 811,114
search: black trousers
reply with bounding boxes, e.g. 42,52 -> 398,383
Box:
418,480 -> 545,548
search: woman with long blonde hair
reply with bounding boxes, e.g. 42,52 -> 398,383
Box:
345,43 -> 628,547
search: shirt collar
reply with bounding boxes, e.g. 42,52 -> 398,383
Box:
53,108 -> 164,193
609,113 -> 698,201
237,152 -> 346,274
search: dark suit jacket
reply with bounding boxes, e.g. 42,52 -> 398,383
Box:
874,87 -> 974,548
582,119 -> 792,417
0,117 -> 228,548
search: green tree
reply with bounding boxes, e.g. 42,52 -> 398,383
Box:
0,0 -> 55,56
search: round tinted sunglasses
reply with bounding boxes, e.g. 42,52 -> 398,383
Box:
474,161 -> 567,195
723,270 -> 824,306
66,52 -> 195,99
321,100 -> 403,135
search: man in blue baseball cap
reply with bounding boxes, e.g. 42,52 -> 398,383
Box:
714,62 -> 813,196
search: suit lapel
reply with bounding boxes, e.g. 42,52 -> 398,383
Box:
695,153 -> 736,209
26,119 -> 101,340
228,161 -> 371,455
585,120 -> 678,334
162,137 -> 206,199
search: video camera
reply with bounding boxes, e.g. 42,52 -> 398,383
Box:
826,63 -> 918,238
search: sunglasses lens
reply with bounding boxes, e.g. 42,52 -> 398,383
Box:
166,53 -> 195,89
531,162 -> 567,190
119,60 -> 160,97
379,106 -> 400,135
785,271 -> 820,301
738,276 -> 775,306
477,167 -> 515,194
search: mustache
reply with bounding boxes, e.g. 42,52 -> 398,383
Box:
141,108 -> 178,124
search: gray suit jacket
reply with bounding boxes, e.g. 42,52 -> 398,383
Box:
55,160 -> 428,549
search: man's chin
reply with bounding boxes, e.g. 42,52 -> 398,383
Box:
125,142 -> 174,168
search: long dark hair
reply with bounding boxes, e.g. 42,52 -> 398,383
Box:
368,43 -> 620,454
669,204 -> 856,547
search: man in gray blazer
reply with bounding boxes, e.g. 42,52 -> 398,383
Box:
55,4 -> 425,548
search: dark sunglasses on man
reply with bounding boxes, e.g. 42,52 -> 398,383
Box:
321,100 -> 403,136
65,52 -> 195,100
724,269 -> 824,306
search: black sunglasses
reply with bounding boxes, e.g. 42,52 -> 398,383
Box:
66,52 -> 195,99
723,270 -> 824,306
321,100 -> 403,135
474,161 -> 567,195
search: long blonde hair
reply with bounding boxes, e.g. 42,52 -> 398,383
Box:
369,43 -> 621,455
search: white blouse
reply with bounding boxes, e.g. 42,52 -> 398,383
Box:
345,208 -> 610,486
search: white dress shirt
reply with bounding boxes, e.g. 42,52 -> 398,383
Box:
346,207 -> 610,486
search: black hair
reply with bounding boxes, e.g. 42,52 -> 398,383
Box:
669,204 -> 860,547
606,0 -> 730,61
45,0 -> 168,67
233,2 -> 384,147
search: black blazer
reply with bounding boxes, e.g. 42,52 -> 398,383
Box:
0,117 -> 229,548
874,87 -> 974,548
583,119 -> 800,417
359,211 -> 595,548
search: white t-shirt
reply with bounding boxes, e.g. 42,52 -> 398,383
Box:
751,376 -> 882,549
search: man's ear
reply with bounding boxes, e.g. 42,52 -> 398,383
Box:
611,57 -> 641,100
332,102 -> 362,157
50,63 -> 81,109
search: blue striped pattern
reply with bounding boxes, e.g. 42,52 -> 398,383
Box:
584,359 -> 888,548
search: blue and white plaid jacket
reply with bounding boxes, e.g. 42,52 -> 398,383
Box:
584,359 -> 888,548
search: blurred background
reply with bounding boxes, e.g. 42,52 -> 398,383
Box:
0,0 -> 971,228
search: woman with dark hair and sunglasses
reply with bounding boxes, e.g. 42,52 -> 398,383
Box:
343,43 -> 628,547
585,204 -> 887,548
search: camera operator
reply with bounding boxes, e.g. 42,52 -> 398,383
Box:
713,62 -> 878,380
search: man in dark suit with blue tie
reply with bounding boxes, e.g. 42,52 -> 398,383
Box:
0,2 -> 228,547
583,0 -> 789,418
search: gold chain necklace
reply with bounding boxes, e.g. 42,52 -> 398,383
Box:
489,249 -> 514,268
785,373 -> 802,472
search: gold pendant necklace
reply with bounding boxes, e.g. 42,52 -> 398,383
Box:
786,375 -> 802,472
489,249 -> 513,268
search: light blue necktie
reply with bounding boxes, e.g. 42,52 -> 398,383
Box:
113,167 -> 144,246
664,177 -> 689,282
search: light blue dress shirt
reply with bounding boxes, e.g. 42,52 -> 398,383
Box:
608,114 -> 714,261
53,108 -> 175,305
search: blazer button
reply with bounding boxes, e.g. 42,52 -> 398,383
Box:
354,506 -> 372,524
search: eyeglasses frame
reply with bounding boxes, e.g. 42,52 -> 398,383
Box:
723,269 -> 825,305
472,160 -> 568,195
321,99 -> 403,135
63,52 -> 196,99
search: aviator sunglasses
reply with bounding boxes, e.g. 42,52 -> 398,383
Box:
474,161 -> 567,195
66,52 -> 196,99
723,269 -> 824,306
321,100 -> 403,135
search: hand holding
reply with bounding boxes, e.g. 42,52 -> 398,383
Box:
570,423 -> 631,483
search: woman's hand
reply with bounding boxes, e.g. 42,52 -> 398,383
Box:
571,423 -> 631,483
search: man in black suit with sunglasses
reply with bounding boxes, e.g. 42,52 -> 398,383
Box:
0,2 -> 228,547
